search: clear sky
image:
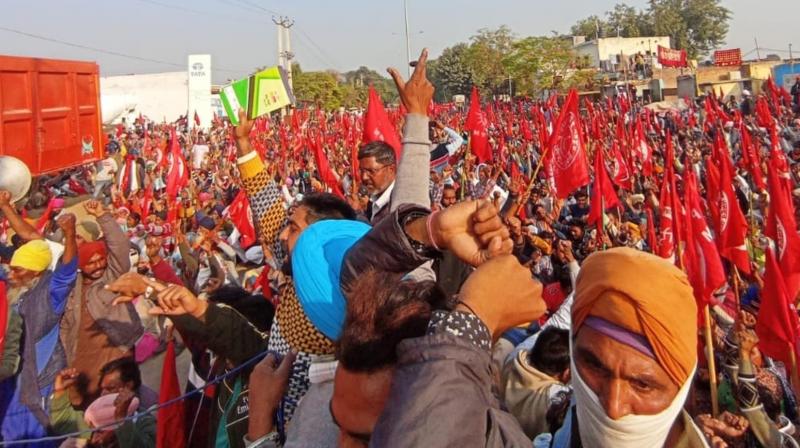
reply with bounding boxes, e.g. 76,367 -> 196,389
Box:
1,0 -> 797,83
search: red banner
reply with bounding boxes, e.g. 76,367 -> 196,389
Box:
713,49 -> 742,67
657,45 -> 688,68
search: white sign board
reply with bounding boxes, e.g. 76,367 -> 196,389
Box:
188,54 -> 212,128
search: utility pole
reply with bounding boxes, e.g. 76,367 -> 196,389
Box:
403,0 -> 412,77
273,16 -> 295,89
754,37 -> 761,61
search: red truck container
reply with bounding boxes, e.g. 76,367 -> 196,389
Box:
0,55 -> 103,176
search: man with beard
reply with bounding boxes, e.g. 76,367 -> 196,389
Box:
0,209 -> 78,447
59,200 -> 143,407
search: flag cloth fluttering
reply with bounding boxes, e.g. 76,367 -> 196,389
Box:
464,87 -> 491,163
156,340 -> 185,448
543,90 -> 590,199
362,86 -> 402,160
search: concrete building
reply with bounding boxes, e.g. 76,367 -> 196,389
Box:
573,36 -> 671,71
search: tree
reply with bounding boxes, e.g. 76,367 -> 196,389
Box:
605,4 -> 652,37
649,0 -> 730,59
342,66 -> 398,105
428,43 -> 473,101
503,36 -> 595,96
570,15 -> 606,39
292,69 -> 344,110
464,26 -> 515,96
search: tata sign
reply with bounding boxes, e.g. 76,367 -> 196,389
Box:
187,54 -> 212,128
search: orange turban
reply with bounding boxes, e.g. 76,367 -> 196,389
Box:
572,247 -> 697,386
78,241 -> 107,271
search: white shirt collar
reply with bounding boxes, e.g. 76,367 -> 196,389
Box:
371,181 -> 395,217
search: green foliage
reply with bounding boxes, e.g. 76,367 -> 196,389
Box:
290,64 -> 397,110
464,26 -> 516,96
428,43 -> 473,101
569,1 -> 730,59
503,37 -> 575,95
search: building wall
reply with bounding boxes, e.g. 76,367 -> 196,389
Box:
100,72 -> 188,124
596,36 -> 670,62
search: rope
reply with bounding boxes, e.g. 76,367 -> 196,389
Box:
0,349 -> 271,446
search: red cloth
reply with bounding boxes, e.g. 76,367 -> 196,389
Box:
157,340 -> 185,448
610,141 -> 633,191
544,90 -> 590,199
587,146 -> 620,234
151,259 -> 183,286
682,170 -> 726,308
227,190 -> 258,248
193,111 -> 201,126
657,45 -> 687,68
78,241 -> 107,272
765,149 -> 800,300
464,87 -> 491,163
310,135 -> 344,199
166,128 -> 188,199
657,132 -> 682,260
362,86 -> 402,160
715,136 -> 751,275
756,248 -> 800,366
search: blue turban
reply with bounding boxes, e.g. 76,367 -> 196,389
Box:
292,219 -> 371,340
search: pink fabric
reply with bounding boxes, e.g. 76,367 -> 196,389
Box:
84,393 -> 139,429
135,332 -> 162,364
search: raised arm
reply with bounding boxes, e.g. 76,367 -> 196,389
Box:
0,190 -> 42,241
387,49 -> 434,211
84,200 -> 131,277
234,110 -> 287,261
49,213 -> 78,314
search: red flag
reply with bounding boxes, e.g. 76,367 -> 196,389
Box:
587,147 -> 620,234
226,190 -> 257,248
715,138 -> 751,274
362,86 -> 402,159
141,186 -> 154,223
739,122 -> 766,191
756,248 -> 800,365
634,118 -> 653,177
157,340 -> 185,448
35,199 -> 58,234
657,132 -> 682,260
682,169 -> 726,307
311,135 -> 344,198
646,206 -> 658,254
544,90 -> 590,199
464,87 -> 491,163
193,111 -> 201,126
610,141 -> 633,191
165,129 -> 189,199
520,118 -> 533,141
765,150 -> 800,300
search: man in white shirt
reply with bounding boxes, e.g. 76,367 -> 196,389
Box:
357,141 -> 397,224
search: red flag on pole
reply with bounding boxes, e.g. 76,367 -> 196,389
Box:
226,190 -> 257,248
715,138 -> 751,275
156,340 -> 185,448
682,169 -> 726,307
544,90 -> 590,199
765,150 -> 800,300
311,135 -> 344,198
756,248 -> 800,366
464,87 -> 491,163
165,129 -> 188,199
587,147 -> 620,234
363,86 -> 402,160
610,141 -> 633,191
657,131 -> 682,260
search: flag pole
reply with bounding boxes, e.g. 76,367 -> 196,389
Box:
703,305 -> 720,417
788,341 -> 800,393
677,237 -> 719,417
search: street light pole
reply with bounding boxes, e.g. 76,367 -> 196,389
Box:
404,0 -> 412,77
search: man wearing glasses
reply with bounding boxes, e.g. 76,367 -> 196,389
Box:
357,141 -> 397,224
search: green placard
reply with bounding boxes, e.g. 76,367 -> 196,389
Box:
219,66 -> 295,125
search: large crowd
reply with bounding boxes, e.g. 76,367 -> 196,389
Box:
2,49 -> 800,448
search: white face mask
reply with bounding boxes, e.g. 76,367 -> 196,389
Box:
571,341 -> 698,448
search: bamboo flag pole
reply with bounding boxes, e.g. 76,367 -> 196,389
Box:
677,233 -> 720,417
